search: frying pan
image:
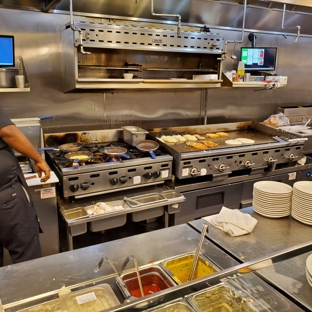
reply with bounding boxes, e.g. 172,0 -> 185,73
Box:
64,151 -> 93,163
38,142 -> 84,153
102,147 -> 130,159
135,140 -> 159,159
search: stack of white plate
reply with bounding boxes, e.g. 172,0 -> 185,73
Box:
252,181 -> 292,218
306,254 -> 312,287
292,181 -> 312,225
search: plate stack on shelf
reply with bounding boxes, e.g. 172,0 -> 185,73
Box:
291,181 -> 312,225
306,254 -> 312,287
252,181 -> 292,218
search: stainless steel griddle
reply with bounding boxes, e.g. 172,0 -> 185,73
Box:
149,122 -> 307,179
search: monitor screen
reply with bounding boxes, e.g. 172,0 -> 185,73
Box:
0,35 -> 15,67
240,47 -> 277,72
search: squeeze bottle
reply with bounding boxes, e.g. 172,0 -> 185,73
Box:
237,61 -> 245,80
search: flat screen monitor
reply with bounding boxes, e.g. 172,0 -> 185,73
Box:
240,47 -> 277,72
0,35 -> 15,67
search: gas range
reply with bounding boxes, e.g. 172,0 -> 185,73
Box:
44,130 -> 173,199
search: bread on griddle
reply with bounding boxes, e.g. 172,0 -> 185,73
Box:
206,133 -> 220,138
216,132 -> 229,137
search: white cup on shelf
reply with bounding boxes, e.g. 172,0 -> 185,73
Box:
123,73 -> 133,79
15,75 -> 25,88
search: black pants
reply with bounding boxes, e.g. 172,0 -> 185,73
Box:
0,180 -> 41,266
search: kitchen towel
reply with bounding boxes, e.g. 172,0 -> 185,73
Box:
202,206 -> 258,236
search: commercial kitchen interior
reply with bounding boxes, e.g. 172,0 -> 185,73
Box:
1,0 -> 312,311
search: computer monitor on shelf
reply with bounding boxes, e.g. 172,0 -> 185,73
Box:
0,35 -> 15,67
240,47 -> 277,73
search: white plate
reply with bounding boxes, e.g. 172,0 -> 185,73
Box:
292,213 -> 312,225
306,254 -> 312,275
306,271 -> 312,287
253,207 -> 290,218
293,181 -> 312,195
253,190 -> 292,198
253,181 -> 292,194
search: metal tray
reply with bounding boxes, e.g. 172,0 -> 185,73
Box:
63,207 -> 89,221
145,298 -> 195,312
125,193 -> 167,207
17,298 -> 61,312
160,252 -> 219,285
162,190 -> 184,213
185,282 -> 261,312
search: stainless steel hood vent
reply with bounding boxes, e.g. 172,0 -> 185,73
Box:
69,21 -> 224,54
61,20 -> 224,92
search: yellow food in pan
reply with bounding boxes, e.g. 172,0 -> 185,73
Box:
164,255 -> 217,283
69,155 -> 90,159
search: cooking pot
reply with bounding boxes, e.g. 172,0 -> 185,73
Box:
102,147 -> 130,159
135,140 -> 159,159
38,142 -> 84,153
64,151 -> 93,163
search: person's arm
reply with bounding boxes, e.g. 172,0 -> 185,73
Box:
0,124 -> 51,182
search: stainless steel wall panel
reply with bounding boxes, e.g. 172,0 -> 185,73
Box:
1,8 -> 312,133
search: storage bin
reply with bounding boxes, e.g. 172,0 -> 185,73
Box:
89,214 -> 127,232
0,68 -> 18,87
123,126 -> 148,146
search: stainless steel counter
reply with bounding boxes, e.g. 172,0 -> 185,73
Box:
0,223 -> 238,311
1,218 -> 306,312
189,207 -> 312,311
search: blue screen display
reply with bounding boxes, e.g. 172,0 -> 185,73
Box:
0,35 -> 15,67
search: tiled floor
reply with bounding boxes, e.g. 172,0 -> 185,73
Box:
58,214 -> 165,252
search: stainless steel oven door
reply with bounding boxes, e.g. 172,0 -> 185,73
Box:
173,183 -> 243,225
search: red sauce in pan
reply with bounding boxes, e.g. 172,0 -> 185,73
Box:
130,284 -> 161,298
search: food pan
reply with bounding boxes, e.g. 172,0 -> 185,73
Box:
63,208 -> 89,236
17,298 -> 61,312
145,298 -> 195,312
59,283 -> 119,312
117,265 -> 176,308
125,193 -> 167,207
186,283 -> 260,312
123,126 -> 148,146
84,200 -> 129,232
160,252 -> 219,284
162,190 -> 185,213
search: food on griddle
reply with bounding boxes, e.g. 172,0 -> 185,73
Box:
236,138 -> 255,144
85,202 -> 125,215
186,141 -> 208,150
203,140 -> 218,148
206,133 -> 220,138
225,139 -> 242,145
160,135 -> 178,143
172,134 -> 187,142
183,134 -> 198,141
194,134 -> 206,140
216,132 -> 229,137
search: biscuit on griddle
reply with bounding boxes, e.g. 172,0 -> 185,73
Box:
216,132 -> 229,137
206,133 -> 220,138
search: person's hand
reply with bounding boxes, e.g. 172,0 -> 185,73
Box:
34,160 -> 51,182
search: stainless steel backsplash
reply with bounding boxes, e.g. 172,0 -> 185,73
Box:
0,5 -> 311,133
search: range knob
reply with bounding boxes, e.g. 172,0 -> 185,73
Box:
218,164 -> 229,172
69,184 -> 79,192
153,170 -> 161,178
244,160 -> 255,168
143,172 -> 153,180
109,178 -> 118,186
80,182 -> 90,190
119,176 -> 128,184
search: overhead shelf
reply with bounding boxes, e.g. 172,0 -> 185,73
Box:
0,87 -> 30,93
221,73 -> 287,88
75,78 -> 222,90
